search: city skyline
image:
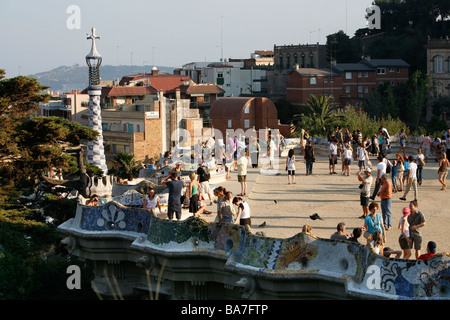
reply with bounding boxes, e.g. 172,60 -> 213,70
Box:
1,0 -> 374,78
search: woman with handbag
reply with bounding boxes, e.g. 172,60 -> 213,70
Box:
363,202 -> 386,244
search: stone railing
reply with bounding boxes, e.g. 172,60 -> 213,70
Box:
58,203 -> 450,300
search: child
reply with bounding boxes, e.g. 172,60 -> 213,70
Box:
391,160 -> 399,192
343,144 -> 353,176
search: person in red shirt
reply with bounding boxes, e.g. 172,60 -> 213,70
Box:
418,241 -> 436,260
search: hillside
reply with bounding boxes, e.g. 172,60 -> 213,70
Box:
29,64 -> 175,92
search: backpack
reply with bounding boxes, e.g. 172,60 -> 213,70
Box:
199,166 -> 210,182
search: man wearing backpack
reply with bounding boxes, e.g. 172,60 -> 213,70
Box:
197,163 -> 213,205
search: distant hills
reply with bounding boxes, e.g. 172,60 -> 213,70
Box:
28,64 -> 175,92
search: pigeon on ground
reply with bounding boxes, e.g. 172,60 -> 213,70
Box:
310,213 -> 323,221
273,200 -> 278,204
259,221 -> 266,228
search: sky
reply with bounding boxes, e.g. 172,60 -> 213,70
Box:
0,0 -> 374,78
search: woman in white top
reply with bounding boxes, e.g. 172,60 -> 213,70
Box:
233,196 -> 251,227
286,148 -> 296,184
398,206 -> 412,259
143,187 -> 161,217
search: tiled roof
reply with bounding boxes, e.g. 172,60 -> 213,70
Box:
181,83 -> 225,95
106,86 -> 158,97
119,73 -> 192,93
290,68 -> 337,77
209,97 -> 254,118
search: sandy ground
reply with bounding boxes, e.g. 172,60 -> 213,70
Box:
199,143 -> 450,257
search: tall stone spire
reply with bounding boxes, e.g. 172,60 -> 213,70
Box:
85,27 -> 108,175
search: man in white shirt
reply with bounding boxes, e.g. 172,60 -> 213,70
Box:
237,150 -> 249,196
328,139 -> 338,174
370,155 -> 386,200
357,143 -> 367,172
400,156 -> 418,201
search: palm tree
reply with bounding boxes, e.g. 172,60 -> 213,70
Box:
295,95 -> 341,136
111,151 -> 138,178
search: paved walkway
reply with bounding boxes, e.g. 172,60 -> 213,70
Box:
199,143 -> 450,256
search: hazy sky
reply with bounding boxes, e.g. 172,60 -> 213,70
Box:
0,0 -> 374,77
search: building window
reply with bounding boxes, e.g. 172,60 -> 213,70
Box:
310,77 -> 317,85
365,72 -> 369,77
358,86 -> 363,93
244,104 -> 250,114
228,119 -> 232,128
433,56 -> 445,73
365,87 -> 369,93
345,72 -> 352,79
310,92 -> 315,97
102,123 -> 109,131
324,77 -> 328,83
389,67 -> 395,72
377,67 -> 386,75
345,86 -> 350,94
124,145 -> 130,153
358,72 -> 362,78
244,119 -> 250,129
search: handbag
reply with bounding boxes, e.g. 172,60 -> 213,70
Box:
419,157 -> 425,166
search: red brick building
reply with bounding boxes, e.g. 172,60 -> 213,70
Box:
286,57 -> 410,111
209,97 -> 292,139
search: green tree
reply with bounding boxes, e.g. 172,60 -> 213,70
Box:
405,70 -> 431,130
296,95 -> 342,137
110,151 -> 139,179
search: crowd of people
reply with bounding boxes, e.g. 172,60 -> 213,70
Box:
316,125 -> 449,260
86,126 -> 450,261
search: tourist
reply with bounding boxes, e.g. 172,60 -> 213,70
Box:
330,222 -> 348,240
86,194 -> 99,206
363,202 -> 386,244
302,224 -> 312,235
237,150 -> 249,195
415,148 -> 425,186
398,206 -> 412,259
304,139 -> 315,175
188,172 -> 199,217
357,167 -> 373,218
371,134 -> 379,156
267,135 -> 276,170
438,153 -> 449,190
195,194 -> 212,216
286,148 -> 296,184
147,159 -> 155,170
397,154 -> 405,191
197,163 -> 212,205
348,227 -> 362,244
400,155 -> 418,201
162,172 -> 183,221
417,241 -> 437,260
391,160 -> 399,192
377,174 -> 392,230
233,196 -> 251,227
343,142 -> 353,176
399,128 -> 407,157
370,230 -> 384,255
218,191 -> 235,223
433,137 -> 442,161
328,139 -> 338,174
356,143 -> 367,172
249,136 -> 260,168
169,162 -> 183,179
408,200 -> 426,259
299,126 -> 306,155
370,155 -> 387,200
421,133 -> 432,160
143,187 -> 161,217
